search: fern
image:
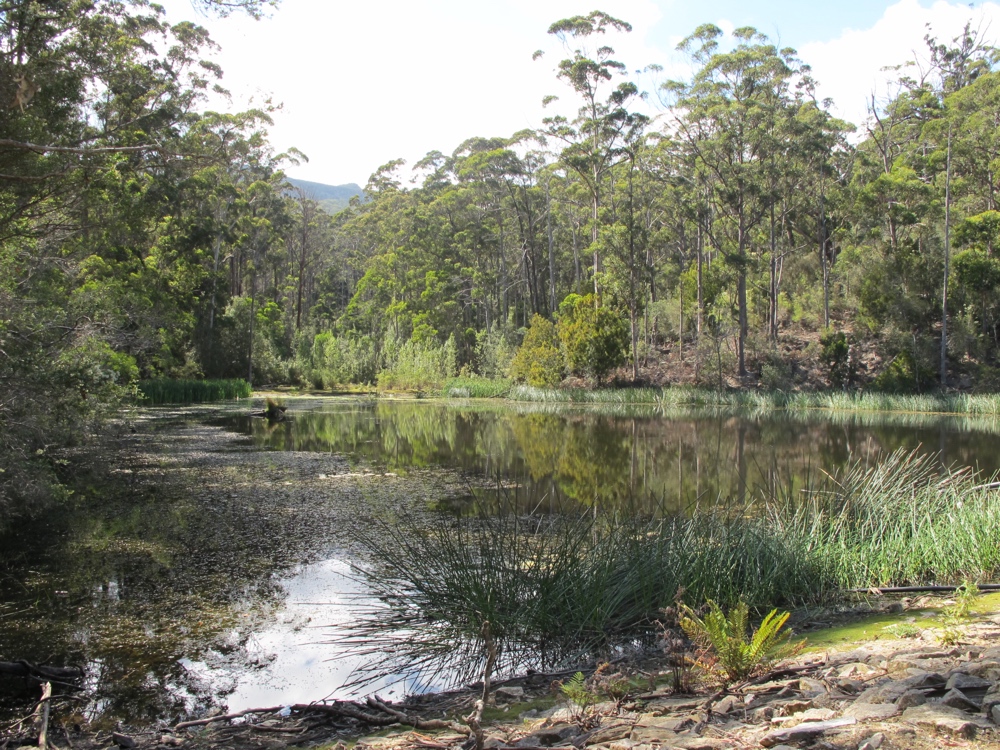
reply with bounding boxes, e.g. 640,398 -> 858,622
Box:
680,601 -> 802,684
561,671 -> 598,709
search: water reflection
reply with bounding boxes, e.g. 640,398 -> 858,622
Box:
4,399 -> 1000,728
228,400 -> 1000,513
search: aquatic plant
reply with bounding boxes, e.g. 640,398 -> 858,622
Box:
138,378 -> 252,405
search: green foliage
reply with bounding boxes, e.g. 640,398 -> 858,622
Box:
872,350 -> 934,394
560,672 -> 598,710
820,331 -> 852,388
377,334 -> 457,392
679,601 -> 800,684
138,379 -> 252,405
510,315 -> 564,388
556,294 -> 628,383
940,581 -> 980,644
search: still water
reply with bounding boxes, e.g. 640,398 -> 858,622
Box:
2,397 -> 999,726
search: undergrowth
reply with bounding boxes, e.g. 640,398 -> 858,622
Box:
138,378 -> 252,405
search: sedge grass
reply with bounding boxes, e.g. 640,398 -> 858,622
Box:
338,449 -> 1000,688
138,378 -> 252,405
504,385 -> 1000,417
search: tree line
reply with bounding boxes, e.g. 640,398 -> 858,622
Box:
2,3 -> 999,505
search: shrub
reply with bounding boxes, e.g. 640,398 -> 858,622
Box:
557,294 -> 628,384
820,331 -> 852,388
510,315 -> 564,388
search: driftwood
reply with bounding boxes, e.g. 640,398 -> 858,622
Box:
173,697 -> 470,734
850,584 -> 1000,594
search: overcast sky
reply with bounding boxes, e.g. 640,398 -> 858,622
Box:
156,0 -> 1000,187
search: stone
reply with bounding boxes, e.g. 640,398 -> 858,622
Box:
494,686 -> 526,702
991,704 -> 1000,725
776,699 -> 812,715
666,739 -> 733,749
608,741 -> 640,750
902,671 -> 946,689
583,724 -> 633,746
939,687 -> 981,712
798,677 -> 827,696
514,723 -> 581,747
751,706 -> 775,722
837,662 -> 879,679
760,717 -> 858,747
836,679 -> 864,694
713,695 -> 739,715
945,672 -> 992,691
857,732 -> 885,750
901,704 -> 983,737
634,715 -> 695,733
791,708 -> 836,723
982,691 -> 1000,713
895,689 -> 927,710
844,703 -> 899,721
483,736 -> 506,749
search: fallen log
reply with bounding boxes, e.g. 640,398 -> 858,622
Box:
36,682 -> 52,750
0,661 -> 83,682
850,584 -> 1000,594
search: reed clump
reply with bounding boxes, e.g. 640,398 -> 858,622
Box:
138,378 -> 252,405
343,449 -> 1000,682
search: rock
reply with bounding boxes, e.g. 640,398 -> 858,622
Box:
634,715 -> 695,733
961,660 -> 1000,678
901,671 -> 945,689
939,687 -> 981,712
608,741 -> 641,750
713,695 -> 739,715
836,678 -> 864,694
112,733 -> 136,749
776,699 -> 812,715
494,686 -> 525,702
945,672 -> 992,691
514,723 -> 581,747
751,706 -> 775,722
901,704 -> 988,737
583,724 -> 633,746
857,732 -> 885,750
483,736 -> 506,749
895,689 -> 927,709
791,708 -> 836,723
991,704 -> 1000,725
666,739 -> 733,749
982,691 -> 1000,713
844,703 -> 899,721
837,662 -> 879,679
760,717 -> 858,747
798,677 -> 827,696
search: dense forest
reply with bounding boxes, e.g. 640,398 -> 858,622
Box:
3,2 -> 1000,506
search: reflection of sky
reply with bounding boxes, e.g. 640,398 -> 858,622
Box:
185,558 -> 450,711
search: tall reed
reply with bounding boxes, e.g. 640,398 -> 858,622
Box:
137,378 -> 252,405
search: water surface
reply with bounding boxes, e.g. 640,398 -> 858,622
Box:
2,397 -> 999,726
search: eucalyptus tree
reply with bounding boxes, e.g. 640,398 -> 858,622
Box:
666,25 -> 808,377
537,10 -> 646,298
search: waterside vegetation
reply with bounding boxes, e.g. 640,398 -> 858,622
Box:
340,449 -> 1000,685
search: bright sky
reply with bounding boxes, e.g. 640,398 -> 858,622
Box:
156,0 -> 1000,187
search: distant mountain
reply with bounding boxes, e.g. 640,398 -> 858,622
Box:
287,178 -> 364,214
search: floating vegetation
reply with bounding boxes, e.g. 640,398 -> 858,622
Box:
137,378 -> 252,405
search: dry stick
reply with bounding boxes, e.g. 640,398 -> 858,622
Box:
37,682 -> 52,750
365,698 -> 467,734
174,706 -> 283,730
465,621 -> 498,750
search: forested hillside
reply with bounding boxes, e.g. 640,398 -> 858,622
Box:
2,3 -> 999,506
